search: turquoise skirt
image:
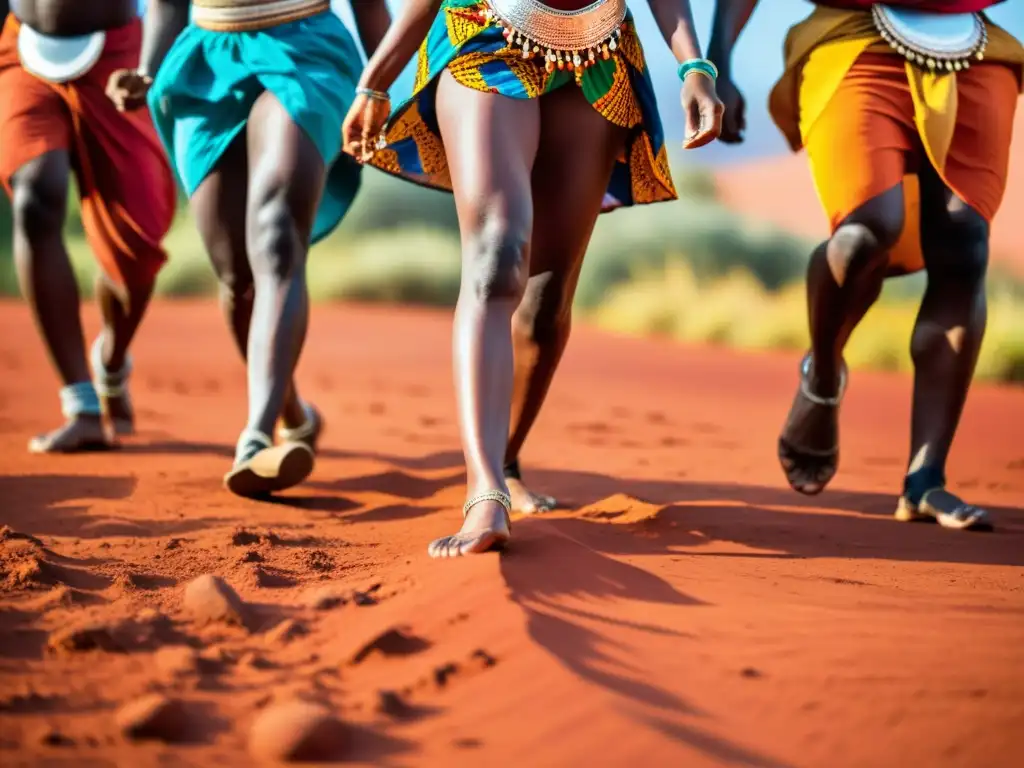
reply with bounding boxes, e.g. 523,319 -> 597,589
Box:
147,11 -> 362,244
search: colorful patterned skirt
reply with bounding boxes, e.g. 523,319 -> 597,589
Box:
368,0 -> 677,210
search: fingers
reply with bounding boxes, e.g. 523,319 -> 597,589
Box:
342,110 -> 388,162
684,109 -> 724,151
683,102 -> 724,150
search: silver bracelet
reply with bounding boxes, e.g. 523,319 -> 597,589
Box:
356,86 -> 390,102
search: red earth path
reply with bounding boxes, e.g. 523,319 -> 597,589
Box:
1,300 -> 1022,766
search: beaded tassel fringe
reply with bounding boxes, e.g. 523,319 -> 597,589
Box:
477,6 -> 628,73
872,7 -> 988,72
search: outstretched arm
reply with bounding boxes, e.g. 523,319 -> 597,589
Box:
708,0 -> 759,143
647,0 -> 724,149
350,0 -> 392,60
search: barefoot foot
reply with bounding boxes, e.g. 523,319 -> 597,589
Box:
28,414 -> 112,454
428,491 -> 512,559
505,477 -> 556,515
503,459 -> 556,514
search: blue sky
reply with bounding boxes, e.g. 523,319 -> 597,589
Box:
331,0 -> 1022,162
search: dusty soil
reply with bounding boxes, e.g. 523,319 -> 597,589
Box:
0,300 -> 1022,767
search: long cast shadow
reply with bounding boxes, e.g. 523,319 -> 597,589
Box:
499,523 -> 791,767
521,468 -> 1024,567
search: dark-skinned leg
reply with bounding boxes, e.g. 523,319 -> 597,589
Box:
92,271 -> 154,435
504,86 -> 628,514
190,134 -> 311,439
778,185 -> 905,493
223,92 -> 323,496
11,150 -> 108,452
427,72 -> 540,558
896,162 -> 992,530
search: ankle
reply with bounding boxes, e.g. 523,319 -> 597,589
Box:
806,359 -> 842,397
503,458 -> 521,480
60,382 -> 101,418
904,465 -> 946,505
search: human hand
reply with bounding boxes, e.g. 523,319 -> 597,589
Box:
106,69 -> 153,112
341,90 -> 391,163
715,75 -> 746,144
680,72 -> 724,150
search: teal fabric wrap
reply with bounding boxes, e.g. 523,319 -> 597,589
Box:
147,11 -> 362,244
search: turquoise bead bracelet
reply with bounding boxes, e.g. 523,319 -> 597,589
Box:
677,58 -> 718,82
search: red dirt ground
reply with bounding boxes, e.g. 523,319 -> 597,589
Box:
1,300 -> 1022,767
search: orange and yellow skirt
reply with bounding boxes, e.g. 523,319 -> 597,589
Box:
769,7 -> 1024,272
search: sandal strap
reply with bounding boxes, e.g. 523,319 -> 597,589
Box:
235,428 -> 273,463
799,354 -> 847,407
920,488 -> 982,518
463,490 -> 512,518
60,382 -> 101,418
90,337 -> 132,398
278,402 -> 317,442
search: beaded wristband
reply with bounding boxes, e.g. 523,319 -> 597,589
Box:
677,58 -> 718,82
356,86 -> 390,102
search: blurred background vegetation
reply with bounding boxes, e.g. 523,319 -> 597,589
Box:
1,161 -> 1022,384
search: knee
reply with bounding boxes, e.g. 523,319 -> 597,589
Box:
827,213 -> 902,282
11,176 -> 66,247
928,207 -> 989,286
464,214 -> 529,304
217,269 -> 253,304
247,196 -> 304,282
514,273 -> 573,346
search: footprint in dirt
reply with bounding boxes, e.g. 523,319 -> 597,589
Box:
349,628 -> 431,665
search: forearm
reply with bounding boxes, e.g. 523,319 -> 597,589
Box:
708,0 -> 758,75
350,0 -> 391,59
357,0 -> 440,91
138,0 -> 190,79
646,0 -> 705,65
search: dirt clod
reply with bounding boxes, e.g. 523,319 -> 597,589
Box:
183,574 -> 248,627
116,694 -> 188,742
247,701 -> 346,762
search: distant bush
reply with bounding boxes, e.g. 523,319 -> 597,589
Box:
589,261 -> 1024,384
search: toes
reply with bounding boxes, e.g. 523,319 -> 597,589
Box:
427,536 -> 452,559
448,536 -> 469,558
536,494 -> 556,511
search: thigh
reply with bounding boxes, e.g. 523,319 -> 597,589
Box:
192,133 -> 251,284
529,86 -> 627,284
803,54 -> 914,234
918,160 -> 989,275
434,71 -> 540,248
938,62 -> 1018,225
245,90 -> 326,245
0,68 -> 71,195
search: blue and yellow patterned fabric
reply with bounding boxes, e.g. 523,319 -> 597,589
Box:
369,0 -> 677,209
